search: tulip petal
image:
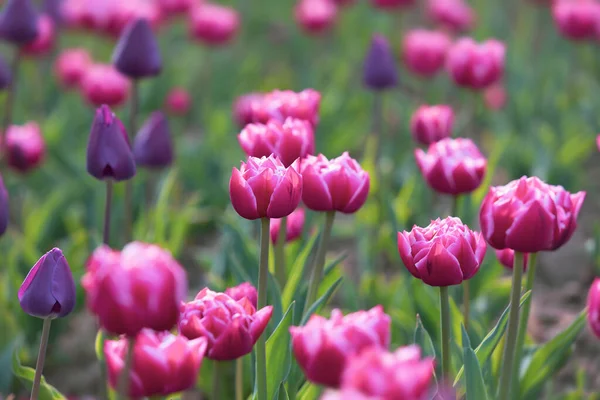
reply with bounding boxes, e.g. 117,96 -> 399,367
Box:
343,174 -> 370,214
229,167 -> 260,219
415,242 -> 463,286
397,232 -> 420,278
267,167 -> 302,218
209,316 -> 253,360
505,200 -> 555,252
250,305 -> 274,342
302,164 -> 333,211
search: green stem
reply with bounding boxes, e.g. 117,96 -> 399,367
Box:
103,180 -> 113,245
303,211 -> 336,316
439,286 -> 451,380
511,252 -> 537,398
212,360 -> 221,400
256,217 -> 270,400
498,251 -> 525,400
31,318 -> 52,400
118,336 -> 136,399
124,79 -> 139,244
463,280 -> 470,331
372,93 -> 385,226
274,216 -> 287,287
235,357 -> 244,400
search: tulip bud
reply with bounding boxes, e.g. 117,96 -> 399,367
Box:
552,0 -> 600,41
290,306 -> 391,387
294,0 -> 338,35
225,282 -> 258,308
229,155 -> 303,220
0,0 -> 39,45
233,92 -> 263,127
18,248 -> 76,319
398,217 -> 487,286
362,34 -> 398,91
86,105 -> 136,181
21,15 -> 55,56
189,3 -> 240,46
301,152 -> 370,214
446,38 -> 505,90
479,176 -> 586,252
165,87 -> 191,115
133,111 -> 173,169
113,18 -> 162,79
105,329 -> 207,397
82,242 -> 188,336
402,29 -> 451,77
251,89 -> 321,126
495,249 -> 528,271
3,122 -> 46,173
370,0 -> 415,9
54,48 -> 92,89
80,64 -> 131,107
179,288 -> 273,360
0,53 -> 11,90
415,138 -> 486,195
270,208 -> 305,245
410,105 -> 454,145
0,174 -> 8,237
426,0 -> 475,32
43,0 -> 64,26
483,83 -> 506,111
587,278 -> 600,339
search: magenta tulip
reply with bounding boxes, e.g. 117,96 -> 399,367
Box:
552,0 -> 600,41
270,208 -> 305,244
3,122 -> 45,173
402,29 -> 451,77
189,3 -> 239,46
426,0 -> 474,32
588,278 -> 600,339
225,282 -> 258,308
446,38 -> 505,90
294,0 -> 338,35
80,64 -> 131,107
250,89 -> 321,126
410,105 -> 454,145
54,48 -> 92,89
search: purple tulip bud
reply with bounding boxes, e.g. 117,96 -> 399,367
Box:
362,34 -> 398,91
0,174 -> 8,237
112,18 -> 162,79
18,248 -> 76,319
43,0 -> 64,26
86,105 -> 136,181
133,111 -> 174,169
0,53 -> 11,90
0,0 -> 39,45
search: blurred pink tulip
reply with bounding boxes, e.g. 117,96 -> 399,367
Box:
402,29 -> 451,77
189,3 -> 239,46
483,83 -> 507,111
294,0 -> 338,35
165,87 -> 191,115
446,37 -> 505,90
54,48 -> 92,88
251,89 -> 321,126
21,15 -> 55,56
233,92 -> 264,128
587,278 -> 600,338
3,122 -> 45,173
80,63 -> 130,107
495,249 -> 529,271
270,208 -> 305,244
427,0 -> 475,32
225,282 -> 258,308
552,0 -> 600,41
371,0 -> 415,9
410,104 -> 454,145
158,0 -> 192,15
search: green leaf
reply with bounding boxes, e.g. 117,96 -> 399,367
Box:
300,277 -> 343,325
0,338 -> 20,392
462,324 -> 489,400
519,309 -> 587,399
297,382 -> 322,400
413,315 -> 436,359
95,329 -> 105,361
266,303 -> 295,400
282,232 -> 319,310
12,347 -> 66,400
278,383 -> 290,400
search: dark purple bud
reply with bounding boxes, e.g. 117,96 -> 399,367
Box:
362,34 -> 398,91
0,174 -> 8,237
18,248 -> 76,319
0,53 -> 11,90
112,18 -> 162,79
43,0 -> 64,26
133,111 -> 174,169
86,105 -> 136,181
0,0 -> 39,45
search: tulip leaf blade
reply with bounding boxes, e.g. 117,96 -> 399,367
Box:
282,231 -> 320,310
12,346 -> 66,400
300,277 -> 343,326
278,383 -> 290,400
297,382 -> 322,400
414,314 -> 436,359
462,323 -> 489,400
265,302 -> 295,400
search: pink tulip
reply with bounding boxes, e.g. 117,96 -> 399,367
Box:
587,278 -> 600,339
290,306 -> 391,387
294,0 -> 338,35
552,0 -> 600,41
398,217 -> 487,286
402,29 -> 451,77
446,38 -> 505,90
105,329 -> 207,397
80,63 -> 130,107
426,0 -> 475,32
189,3 -> 239,46
82,242 -> 187,336
495,249 -> 529,271
229,155 -> 303,220
410,104 -> 454,145
225,282 -> 258,308
109,0 -> 162,37
54,48 -> 92,88
270,208 -> 305,244
233,92 -> 264,128
479,176 -> 586,252
321,346 -> 435,400
158,0 -> 191,15
179,288 -> 273,360
251,89 -> 321,126
483,83 -> 507,111
301,152 -> 370,213
165,87 -> 191,115
597,134 -> 600,152
21,15 -> 55,57
371,0 -> 415,9
238,118 -> 315,168
415,138 -> 486,195
3,122 -> 45,173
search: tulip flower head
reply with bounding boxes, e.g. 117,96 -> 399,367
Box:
426,0 -> 475,32
371,0 -> 415,9
21,14 -> 55,56
229,155 -> 303,220
86,105 -> 136,181
402,29 -> 451,77
113,18 -> 162,79
179,288 -> 273,360
270,207 -> 305,244
587,278 -> 600,339
189,3 -> 240,46
233,92 -> 264,127
495,248 -> 528,271
225,282 -> 258,308
3,122 -> 46,173
415,137 -> 486,195
0,175 -> 7,237
165,87 -> 191,115
80,63 -> 130,107
446,38 -> 505,90
398,217 -> 487,286
362,34 -> 398,91
479,176 -> 585,252
54,48 -> 92,89
0,0 -> 39,45
410,104 -> 454,145
483,83 -> 507,111
105,329 -> 207,397
290,306 -> 391,387
82,242 -> 187,336
133,111 -> 173,169
18,248 -> 76,319
552,0 -> 600,41
251,89 -> 321,126
294,0 -> 338,35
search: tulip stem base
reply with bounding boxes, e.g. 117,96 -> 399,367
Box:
439,286 -> 451,380
1,49 -> 20,142
31,318 -> 52,400
256,217 -> 270,400
124,79 -> 139,244
212,360 -> 221,400
118,336 -> 136,399
235,357 -> 244,400
498,251 -> 525,400
274,216 -> 287,287
463,280 -> 470,331
103,180 -> 113,245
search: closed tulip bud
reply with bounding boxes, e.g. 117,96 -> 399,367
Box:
252,89 -> 321,126
587,278 -> 600,339
495,249 -> 528,271
113,18 -> 162,79
82,242 -> 188,336
54,48 -> 92,89
238,118 -> 315,168
105,330 -> 207,397
21,15 -> 55,56
410,105 -> 454,145
270,207 -> 305,245
225,282 -> 258,308
294,0 -> 338,35
133,111 -> 173,169
43,0 -> 64,26
229,155 -> 303,220
446,38 -> 505,90
301,152 -> 370,214
80,64 -> 130,107
0,53 -> 11,90
179,288 -> 273,360
165,87 -> 191,115
290,306 -> 391,387
3,122 -> 45,173
552,0 -> 600,41
479,176 -> 586,252
483,83 -> 507,111
363,34 -> 398,91
0,175 -> 7,237
0,0 -> 39,45
86,105 -> 136,181
370,0 -> 415,10
189,3 -> 239,46
233,92 -> 263,127
426,0 -> 475,32
415,138 -> 486,195
18,248 -> 76,319
402,29 -> 451,77
398,217 -> 486,286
